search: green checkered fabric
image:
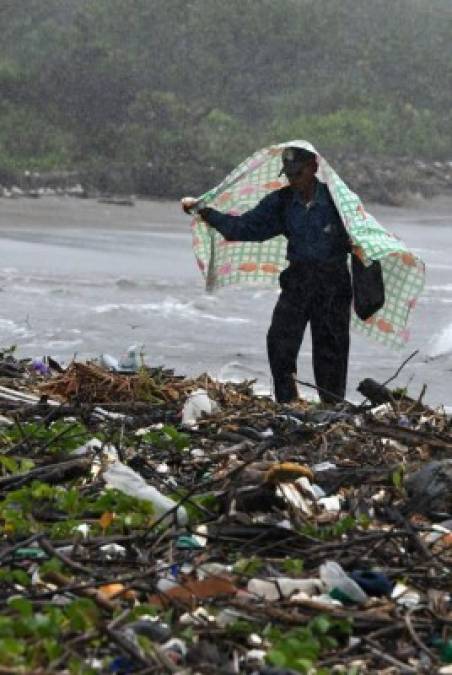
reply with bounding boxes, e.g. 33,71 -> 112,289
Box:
191,140 -> 425,348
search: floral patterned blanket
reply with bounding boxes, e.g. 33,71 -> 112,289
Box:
191,140 -> 425,348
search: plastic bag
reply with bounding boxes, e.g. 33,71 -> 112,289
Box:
352,255 -> 385,321
103,459 -> 187,525
182,388 -> 219,426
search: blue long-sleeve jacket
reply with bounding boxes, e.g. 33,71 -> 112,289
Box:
201,180 -> 351,264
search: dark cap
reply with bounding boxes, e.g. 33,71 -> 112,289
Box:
279,146 -> 317,176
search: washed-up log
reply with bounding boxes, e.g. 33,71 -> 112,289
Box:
357,378 -> 396,405
362,420 -> 452,450
0,456 -> 92,491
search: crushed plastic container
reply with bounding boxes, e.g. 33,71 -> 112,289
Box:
100,543 -> 127,559
182,388 -> 219,426
320,561 -> 368,604
391,581 -> 421,608
246,649 -> 266,665
99,353 -> 119,371
312,461 -> 337,472
119,344 -> 143,372
318,495 -> 342,512
198,562 -> 233,578
103,458 -> 187,525
247,577 -> 323,601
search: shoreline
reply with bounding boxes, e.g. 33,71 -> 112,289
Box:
1,155 -> 452,208
0,192 -> 452,233
0,194 -> 450,409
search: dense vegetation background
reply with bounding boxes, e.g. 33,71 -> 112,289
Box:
1,0 -> 452,196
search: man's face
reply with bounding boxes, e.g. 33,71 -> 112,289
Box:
285,158 -> 317,191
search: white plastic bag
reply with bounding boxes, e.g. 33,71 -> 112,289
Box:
247,577 -> 322,601
182,388 -> 219,427
103,459 -> 187,525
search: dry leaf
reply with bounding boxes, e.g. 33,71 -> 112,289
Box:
98,583 -> 136,600
148,576 -> 237,608
99,511 -> 114,530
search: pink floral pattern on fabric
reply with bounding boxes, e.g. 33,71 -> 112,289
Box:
218,263 -> 232,275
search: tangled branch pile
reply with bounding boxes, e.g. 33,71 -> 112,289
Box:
0,356 -> 450,674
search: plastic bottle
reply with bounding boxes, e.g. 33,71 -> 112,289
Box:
103,459 -> 187,525
198,562 -> 233,577
99,353 -> 119,371
319,561 -> 368,604
247,577 -> 322,601
119,344 -> 142,372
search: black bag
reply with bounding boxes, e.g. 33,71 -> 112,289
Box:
351,254 -> 385,320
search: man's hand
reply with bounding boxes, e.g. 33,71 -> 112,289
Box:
181,196 -> 200,214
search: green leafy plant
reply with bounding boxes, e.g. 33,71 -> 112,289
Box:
300,515 -> 369,541
139,425 -> 190,451
265,615 -> 353,673
281,558 -> 304,575
0,568 -> 31,587
0,481 -> 156,538
0,420 -> 91,455
0,596 -> 101,670
392,464 -> 406,492
233,556 -> 264,576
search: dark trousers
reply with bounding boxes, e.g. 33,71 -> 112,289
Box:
267,261 -> 352,404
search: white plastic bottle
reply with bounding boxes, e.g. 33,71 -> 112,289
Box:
319,561 -> 368,604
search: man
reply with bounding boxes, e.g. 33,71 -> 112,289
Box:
181,146 -> 352,404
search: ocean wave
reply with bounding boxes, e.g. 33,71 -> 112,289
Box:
115,278 -> 186,291
426,284 -> 452,292
217,360 -> 266,382
0,318 -> 33,337
0,269 -> 114,288
45,339 -> 84,349
427,323 -> 452,358
92,298 -> 249,323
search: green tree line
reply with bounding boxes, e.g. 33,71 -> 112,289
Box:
1,0 -> 452,195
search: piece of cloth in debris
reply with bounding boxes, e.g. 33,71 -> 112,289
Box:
191,140 -> 425,348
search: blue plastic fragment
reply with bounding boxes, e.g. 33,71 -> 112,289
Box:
170,563 -> 180,577
108,656 -> 135,673
350,570 -> 393,597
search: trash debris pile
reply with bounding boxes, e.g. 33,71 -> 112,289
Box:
0,351 -> 451,674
